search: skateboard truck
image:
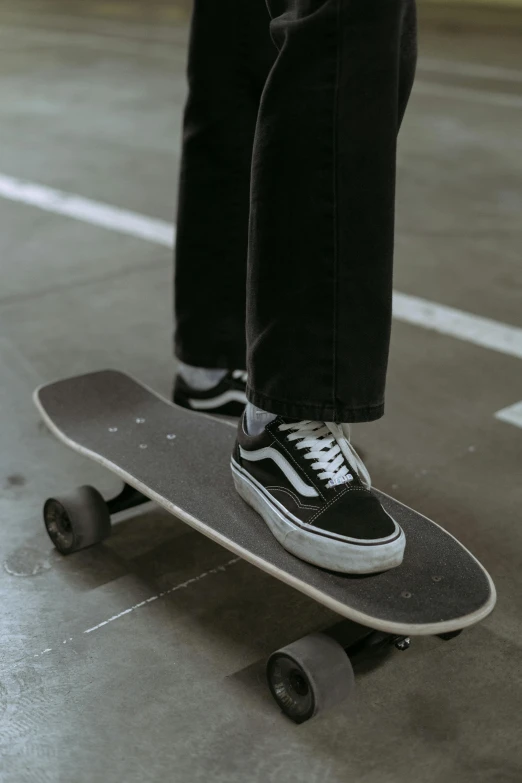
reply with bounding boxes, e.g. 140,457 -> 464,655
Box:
106,482 -> 149,516
394,636 -> 411,651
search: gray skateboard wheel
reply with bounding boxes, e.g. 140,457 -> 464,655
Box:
266,633 -> 355,723
43,485 -> 111,554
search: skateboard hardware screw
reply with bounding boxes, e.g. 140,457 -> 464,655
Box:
166,434 -> 176,440
401,591 -> 412,599
432,575 -> 442,582
139,444 -> 148,449
395,637 -> 411,651
136,418 -> 145,424
108,427 -> 118,433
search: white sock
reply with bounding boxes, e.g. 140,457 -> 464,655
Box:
245,402 -> 277,436
177,361 -> 227,391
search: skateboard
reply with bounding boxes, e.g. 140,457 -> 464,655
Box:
34,370 -> 496,723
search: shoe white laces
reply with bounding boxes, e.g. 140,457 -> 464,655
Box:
232,370 -> 248,383
278,420 -> 371,490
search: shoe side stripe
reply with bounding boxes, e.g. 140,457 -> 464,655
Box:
239,446 -> 319,498
266,485 -> 318,510
231,458 -> 402,545
188,390 -> 247,410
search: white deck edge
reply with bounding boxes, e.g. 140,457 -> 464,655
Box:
33,371 -> 497,637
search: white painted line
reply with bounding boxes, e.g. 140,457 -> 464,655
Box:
83,557 -> 240,634
84,593 -> 160,633
415,80 -> 522,110
494,401 -> 522,430
393,292 -> 522,361
419,57 -> 522,84
26,557 -> 240,663
0,173 -> 175,247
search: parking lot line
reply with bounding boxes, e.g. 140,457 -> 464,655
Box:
0,173 -> 175,247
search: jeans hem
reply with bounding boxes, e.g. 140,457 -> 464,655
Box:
247,387 -> 384,423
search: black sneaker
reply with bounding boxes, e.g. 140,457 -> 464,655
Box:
231,416 -> 405,574
173,370 -> 247,416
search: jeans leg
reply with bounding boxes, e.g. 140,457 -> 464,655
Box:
247,0 -> 417,422
398,0 -> 418,130
174,0 -> 275,369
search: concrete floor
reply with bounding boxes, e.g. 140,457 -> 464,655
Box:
0,2 -> 521,781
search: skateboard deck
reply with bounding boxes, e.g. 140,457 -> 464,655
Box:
34,370 -> 496,637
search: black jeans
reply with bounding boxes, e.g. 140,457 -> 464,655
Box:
174,0 -> 417,422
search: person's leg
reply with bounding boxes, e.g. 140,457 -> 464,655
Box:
174,0 -> 275,371
246,0 -> 417,423
234,0 -> 417,573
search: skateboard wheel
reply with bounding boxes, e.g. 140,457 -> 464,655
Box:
266,633 -> 355,723
43,485 -> 111,555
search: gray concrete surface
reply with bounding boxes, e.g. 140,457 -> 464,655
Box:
0,2 -> 521,782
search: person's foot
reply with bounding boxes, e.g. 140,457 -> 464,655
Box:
231,416 -> 405,574
173,369 -> 247,416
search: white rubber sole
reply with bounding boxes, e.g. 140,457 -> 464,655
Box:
231,459 -> 405,575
